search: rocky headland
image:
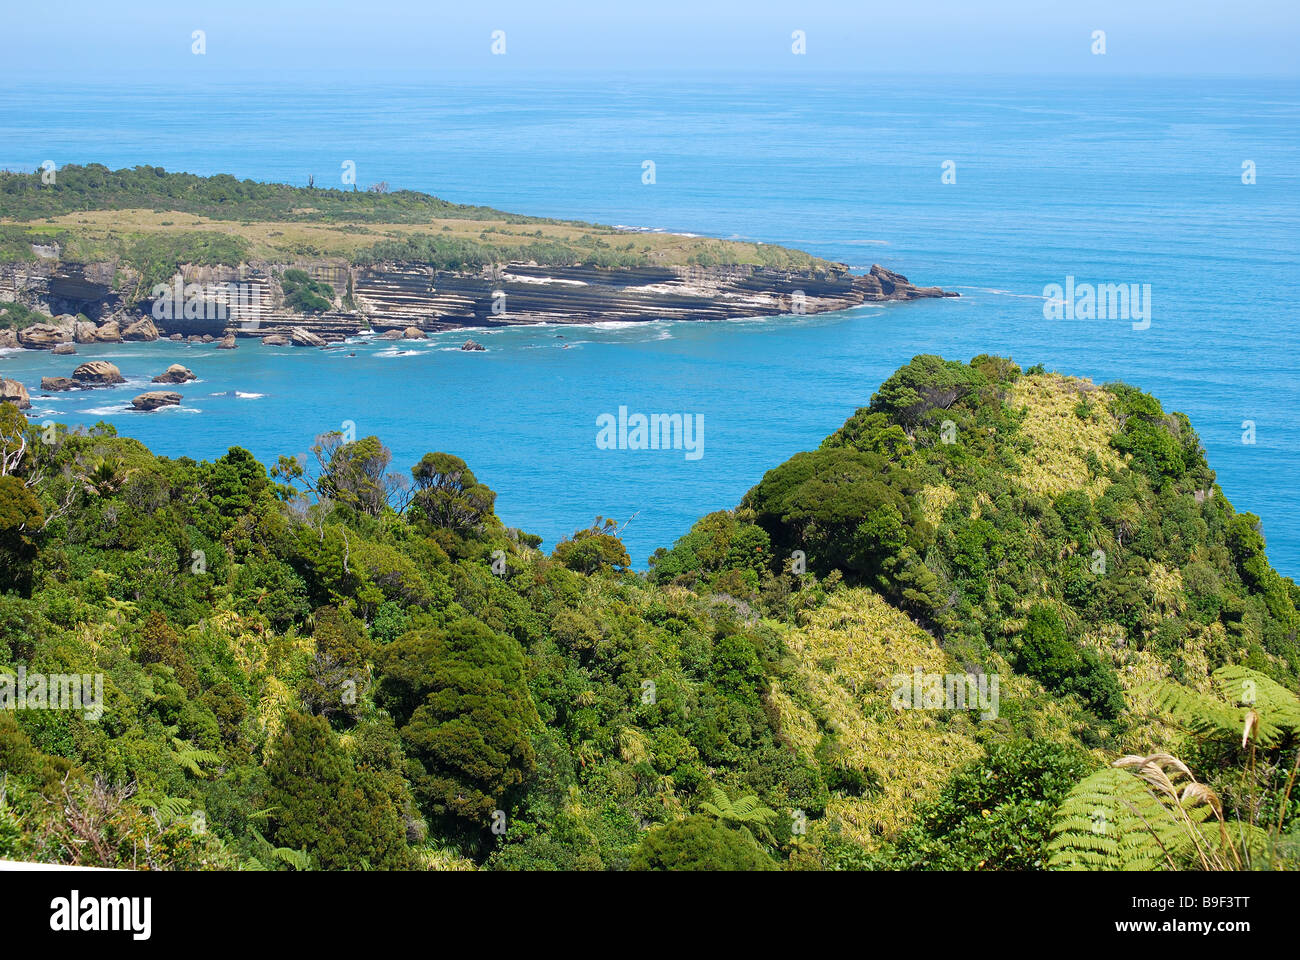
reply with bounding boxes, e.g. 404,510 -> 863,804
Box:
0,260 -> 954,347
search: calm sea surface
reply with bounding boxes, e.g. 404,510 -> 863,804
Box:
1,75 -> 1297,571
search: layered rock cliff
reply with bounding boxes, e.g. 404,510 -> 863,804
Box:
0,259 -> 955,344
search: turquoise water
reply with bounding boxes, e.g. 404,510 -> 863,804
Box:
1,75 -> 1297,571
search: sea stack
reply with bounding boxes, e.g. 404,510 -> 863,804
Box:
72,361 -> 125,385
152,363 -> 197,384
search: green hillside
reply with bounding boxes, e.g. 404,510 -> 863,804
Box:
1,355 -> 1297,871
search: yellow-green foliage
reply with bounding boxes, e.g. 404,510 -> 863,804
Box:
1008,374 -> 1126,498
917,483 -> 957,527
1081,620 -> 1214,753
773,587 -> 1088,848
771,589 -> 978,846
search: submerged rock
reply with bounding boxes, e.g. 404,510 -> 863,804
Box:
152,363 -> 197,384
0,378 -> 31,409
132,391 -> 182,411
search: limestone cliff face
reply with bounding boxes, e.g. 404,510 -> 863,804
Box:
0,258 -> 955,343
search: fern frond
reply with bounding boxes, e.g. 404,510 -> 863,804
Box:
170,737 -> 221,777
1048,755 -> 1225,871
273,847 -> 311,871
1140,666 -> 1300,749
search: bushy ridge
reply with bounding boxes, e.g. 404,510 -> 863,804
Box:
1,354 -> 1297,870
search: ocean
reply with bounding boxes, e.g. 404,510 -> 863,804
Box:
1,74 -> 1297,572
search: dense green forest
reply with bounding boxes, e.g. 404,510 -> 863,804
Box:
1,355 -> 1298,870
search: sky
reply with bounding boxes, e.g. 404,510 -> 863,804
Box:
3,0 -> 1297,82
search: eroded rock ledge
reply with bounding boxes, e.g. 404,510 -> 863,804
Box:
0,260 -> 956,345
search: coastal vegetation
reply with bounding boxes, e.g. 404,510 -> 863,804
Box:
1,355 -> 1297,870
0,165 -> 829,279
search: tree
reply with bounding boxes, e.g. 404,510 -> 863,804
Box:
375,619 -> 537,825
551,518 -> 630,574
409,452 -> 495,532
264,710 -> 409,869
300,606 -> 371,722
630,815 -> 775,871
881,740 -> 1092,870
316,434 -> 398,516
0,475 -> 42,591
1016,604 -> 1124,720
741,446 -> 926,585
868,354 -> 986,429
698,785 -> 777,836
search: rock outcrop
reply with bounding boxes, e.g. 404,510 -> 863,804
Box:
0,329 -> 16,349
121,318 -> 160,341
17,323 -> 71,349
289,327 -> 326,347
73,320 -> 98,344
461,339 -> 486,351
261,334 -> 290,346
51,342 -> 76,355
217,334 -> 237,349
132,391 -> 181,411
2,259 -> 957,347
0,378 -> 31,409
40,377 -> 83,392
353,261 -> 957,334
152,364 -> 197,384
94,320 -> 122,342
72,361 -> 125,385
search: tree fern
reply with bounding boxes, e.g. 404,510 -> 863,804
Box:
170,737 -> 221,778
699,785 -> 778,839
1143,665 -> 1300,749
153,796 -> 193,824
1047,753 -> 1227,870
273,847 -> 311,871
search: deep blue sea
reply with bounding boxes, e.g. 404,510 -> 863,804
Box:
1,75 -> 1297,572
